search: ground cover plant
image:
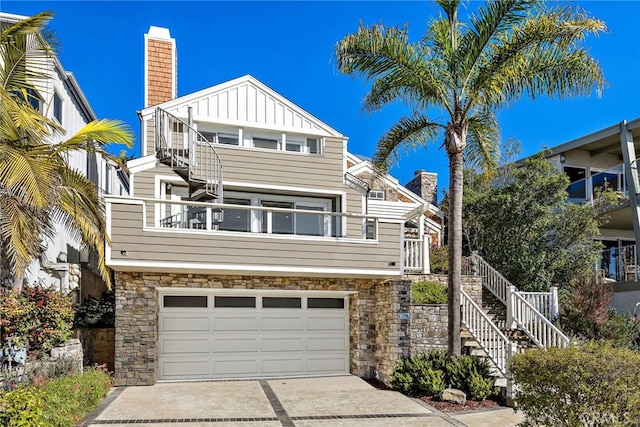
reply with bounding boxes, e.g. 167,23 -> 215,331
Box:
389,350 -> 499,401
411,280 -> 447,304
511,343 -> 640,427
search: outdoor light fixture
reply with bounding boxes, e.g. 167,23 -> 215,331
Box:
559,154 -> 566,163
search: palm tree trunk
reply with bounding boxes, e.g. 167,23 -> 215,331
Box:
446,128 -> 465,357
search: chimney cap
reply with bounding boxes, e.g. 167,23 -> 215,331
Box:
414,169 -> 425,176
147,26 -> 172,40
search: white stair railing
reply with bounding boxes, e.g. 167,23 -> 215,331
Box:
507,287 -> 569,349
461,290 -> 517,376
464,252 -> 566,349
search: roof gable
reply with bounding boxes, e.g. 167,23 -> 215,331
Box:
140,75 -> 342,137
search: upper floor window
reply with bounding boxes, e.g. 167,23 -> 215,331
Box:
253,137 -> 279,150
53,91 -> 63,123
307,138 -> 319,154
368,190 -> 385,201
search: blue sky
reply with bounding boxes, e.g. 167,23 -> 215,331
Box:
3,1 -> 639,195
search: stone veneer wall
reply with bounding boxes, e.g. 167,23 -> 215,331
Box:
114,272 -> 412,386
410,305 -> 448,355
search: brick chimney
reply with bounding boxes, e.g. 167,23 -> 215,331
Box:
405,170 -> 438,205
144,26 -> 177,108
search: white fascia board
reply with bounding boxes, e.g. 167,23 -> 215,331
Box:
138,75 -> 343,137
127,155 -> 157,174
222,180 -> 346,197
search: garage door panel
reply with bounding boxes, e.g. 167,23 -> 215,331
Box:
213,317 -> 259,331
305,316 -> 348,331
161,337 -> 210,354
213,338 -> 259,353
160,315 -> 210,332
213,359 -> 259,375
306,337 -> 348,352
160,359 -> 210,377
307,356 -> 348,373
261,358 -> 304,374
261,316 -> 304,331
261,337 -> 304,352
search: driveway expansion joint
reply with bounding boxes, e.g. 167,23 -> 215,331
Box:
259,379 -> 295,427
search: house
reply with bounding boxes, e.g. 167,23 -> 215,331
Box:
529,118 -> 640,312
0,12 -> 128,300
106,26 -> 442,386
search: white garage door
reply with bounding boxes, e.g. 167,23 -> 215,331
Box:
158,290 -> 350,381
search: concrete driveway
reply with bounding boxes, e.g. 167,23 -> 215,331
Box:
82,375 -> 523,427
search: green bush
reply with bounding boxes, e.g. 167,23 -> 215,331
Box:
0,287 -> 75,358
429,245 -> 448,274
511,343 -> 640,426
74,291 -> 115,328
412,280 -> 447,304
390,350 -> 498,400
0,386 -> 45,426
0,367 -> 112,426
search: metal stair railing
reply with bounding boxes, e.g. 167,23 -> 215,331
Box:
155,107 -> 223,205
461,290 -> 517,376
507,287 -> 570,349
464,252 -> 567,350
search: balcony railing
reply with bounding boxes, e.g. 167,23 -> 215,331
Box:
598,244 -> 638,282
567,164 -> 626,204
152,198 -> 378,240
403,236 -> 430,274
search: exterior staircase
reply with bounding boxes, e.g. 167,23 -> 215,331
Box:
460,252 -> 570,396
155,107 -> 224,225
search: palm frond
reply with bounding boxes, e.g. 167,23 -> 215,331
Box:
372,114 -> 442,173
464,110 -> 500,172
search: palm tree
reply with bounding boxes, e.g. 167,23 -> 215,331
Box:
0,12 -> 133,290
335,0 -> 605,355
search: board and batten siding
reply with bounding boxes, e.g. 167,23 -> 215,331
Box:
108,201 -> 401,274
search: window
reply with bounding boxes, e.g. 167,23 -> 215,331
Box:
286,141 -> 303,152
219,198 -> 251,232
253,137 -> 278,150
53,91 -> 63,123
218,133 -> 239,145
296,205 -> 326,236
164,295 -> 208,308
308,298 -> 345,309
172,121 -> 184,133
214,296 -> 256,308
368,190 -> 385,201
262,201 -> 294,234
564,166 -> 586,201
200,131 -> 216,143
307,138 -> 319,154
263,297 -> 302,308
365,219 -> 376,240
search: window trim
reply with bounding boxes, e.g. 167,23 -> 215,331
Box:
53,90 -> 63,123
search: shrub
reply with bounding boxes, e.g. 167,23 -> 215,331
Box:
412,280 -> 447,304
429,245 -> 448,274
74,291 -> 115,328
511,343 -> 640,426
39,367 -> 112,425
0,286 -> 75,358
390,350 -> 498,400
0,386 -> 45,426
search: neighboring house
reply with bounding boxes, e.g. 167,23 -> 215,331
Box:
529,118 -> 640,312
0,13 -> 129,300
105,26 -> 441,386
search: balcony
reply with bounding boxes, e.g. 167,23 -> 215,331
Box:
598,244 -> 638,282
567,164 -> 626,204
106,197 -> 407,277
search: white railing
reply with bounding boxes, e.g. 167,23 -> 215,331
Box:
404,235 -> 429,273
152,198 -> 379,240
464,252 -> 566,350
461,290 -> 517,376
507,287 -> 570,349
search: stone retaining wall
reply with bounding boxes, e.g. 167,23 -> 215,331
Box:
114,272 -> 411,386
78,328 -> 115,371
410,304 -> 448,355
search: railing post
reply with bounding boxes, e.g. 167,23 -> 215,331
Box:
550,286 -> 559,319
505,341 -> 519,402
422,235 -> 430,274
470,251 -> 479,275
506,285 -> 516,329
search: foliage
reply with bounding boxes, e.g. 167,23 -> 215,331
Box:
335,0 -> 605,356
412,280 -> 447,304
0,367 -> 112,426
462,153 -> 616,291
0,357 -> 80,394
0,287 -> 74,358
511,343 -> 640,426
74,291 -> 115,328
0,386 -> 45,426
0,12 -> 133,289
429,245 -> 448,274
389,350 -> 499,400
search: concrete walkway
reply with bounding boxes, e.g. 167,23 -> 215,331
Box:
82,375 -> 523,427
